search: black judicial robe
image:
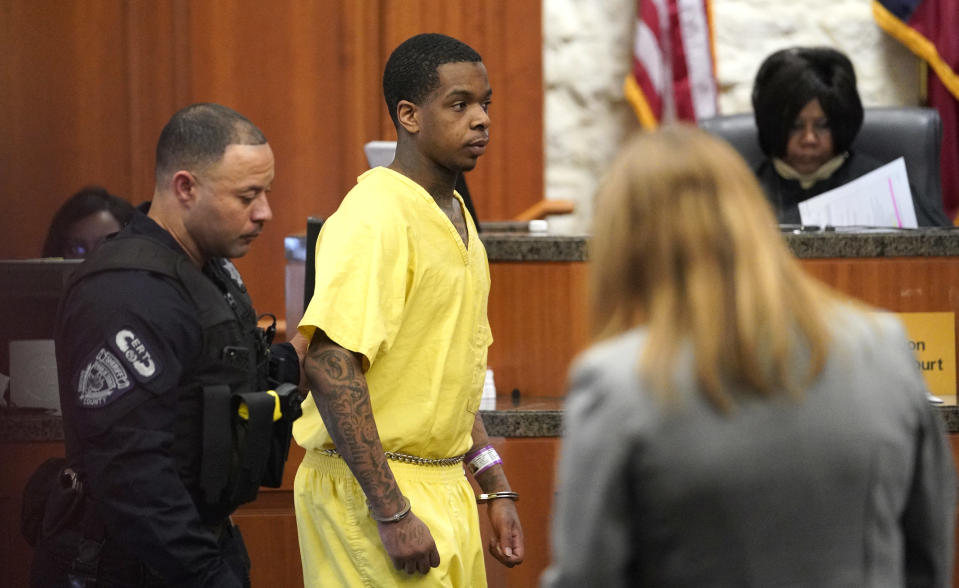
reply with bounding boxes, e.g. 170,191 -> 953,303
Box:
755,151 -> 951,227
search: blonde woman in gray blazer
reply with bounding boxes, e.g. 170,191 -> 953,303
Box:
542,126 -> 956,588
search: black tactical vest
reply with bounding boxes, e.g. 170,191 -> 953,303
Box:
63,234 -> 276,521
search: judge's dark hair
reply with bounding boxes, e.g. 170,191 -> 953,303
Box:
42,186 -> 135,257
751,47 -> 863,158
383,33 -> 482,127
155,103 -> 267,183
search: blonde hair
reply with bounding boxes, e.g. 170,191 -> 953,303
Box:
590,125 -> 839,410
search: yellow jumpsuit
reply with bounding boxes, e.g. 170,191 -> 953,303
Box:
293,167 -> 493,587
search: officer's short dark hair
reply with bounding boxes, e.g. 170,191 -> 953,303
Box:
383,33 -> 483,127
751,47 -> 863,158
155,103 -> 267,183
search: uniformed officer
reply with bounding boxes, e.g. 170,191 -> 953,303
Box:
30,103 -> 306,587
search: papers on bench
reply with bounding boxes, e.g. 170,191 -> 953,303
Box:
798,157 -> 917,229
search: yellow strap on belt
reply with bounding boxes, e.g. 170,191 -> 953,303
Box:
237,389 -> 282,422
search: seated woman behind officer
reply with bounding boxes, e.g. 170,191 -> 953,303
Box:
42,185 -> 135,259
752,46 -> 950,227
542,125 -> 956,587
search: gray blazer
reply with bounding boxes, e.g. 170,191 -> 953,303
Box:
542,309 -> 956,587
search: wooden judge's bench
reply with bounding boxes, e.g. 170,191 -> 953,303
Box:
4,228 -> 959,587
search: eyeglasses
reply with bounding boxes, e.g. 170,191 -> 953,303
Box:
63,243 -> 91,258
63,233 -> 117,259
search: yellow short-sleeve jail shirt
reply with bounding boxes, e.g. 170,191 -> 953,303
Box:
294,167 -> 493,458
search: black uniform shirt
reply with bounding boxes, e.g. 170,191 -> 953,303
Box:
57,210 -> 251,586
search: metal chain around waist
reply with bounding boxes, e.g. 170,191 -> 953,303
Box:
318,448 -> 465,467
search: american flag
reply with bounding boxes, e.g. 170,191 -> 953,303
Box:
873,0 -> 959,220
624,0 -> 719,129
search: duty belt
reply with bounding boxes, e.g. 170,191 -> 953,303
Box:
318,448 -> 465,467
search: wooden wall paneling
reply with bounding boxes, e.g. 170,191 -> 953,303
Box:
487,262 -> 590,398
233,490 -> 302,588
378,0 -> 544,222
801,257 -> 959,395
123,0 -> 192,205
185,1 -> 385,317
472,0 -> 545,222
800,257 -> 959,312
0,1 -> 135,259
0,0 -> 546,325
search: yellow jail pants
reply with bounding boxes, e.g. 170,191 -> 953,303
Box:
294,450 -> 487,587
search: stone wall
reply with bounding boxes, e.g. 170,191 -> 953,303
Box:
543,0 -> 921,233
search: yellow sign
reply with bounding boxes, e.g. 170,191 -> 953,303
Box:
895,312 -> 956,405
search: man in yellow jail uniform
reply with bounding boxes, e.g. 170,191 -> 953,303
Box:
292,33 -> 525,587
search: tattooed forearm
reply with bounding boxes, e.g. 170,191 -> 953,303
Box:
305,332 -> 405,513
316,350 -> 354,381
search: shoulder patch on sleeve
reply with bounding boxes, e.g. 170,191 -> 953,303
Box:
109,327 -> 162,384
77,348 -> 134,408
